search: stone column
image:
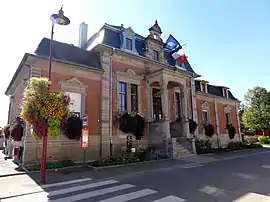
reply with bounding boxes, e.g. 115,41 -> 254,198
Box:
146,82 -> 152,122
100,51 -> 111,158
160,79 -> 170,139
190,77 -> 198,136
236,103 -> 242,142
214,99 -> 220,134
214,98 -> 221,148
182,85 -> 189,138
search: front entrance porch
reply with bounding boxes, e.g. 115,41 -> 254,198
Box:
145,69 -> 195,157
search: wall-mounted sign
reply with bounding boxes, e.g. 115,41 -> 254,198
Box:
82,115 -> 88,128
65,92 -> 82,115
81,129 -> 89,148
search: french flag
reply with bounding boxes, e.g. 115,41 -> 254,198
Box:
164,34 -> 187,65
172,47 -> 187,65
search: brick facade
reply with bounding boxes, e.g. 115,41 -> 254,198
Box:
5,22 -> 240,165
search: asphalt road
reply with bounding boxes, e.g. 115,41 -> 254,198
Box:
2,149 -> 270,201
112,149 -> 270,201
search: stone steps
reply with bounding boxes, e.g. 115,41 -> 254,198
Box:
171,141 -> 194,159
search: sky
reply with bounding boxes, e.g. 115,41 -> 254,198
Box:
0,0 -> 269,126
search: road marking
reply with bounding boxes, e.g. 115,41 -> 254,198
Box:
1,177 -> 188,202
47,180 -> 118,196
1,180 -> 119,201
96,189 -> 158,202
234,192 -> 270,201
261,165 -> 270,169
152,195 -> 186,201
233,172 -> 258,180
41,178 -> 92,188
182,164 -> 203,169
199,185 -> 225,196
50,184 -> 135,202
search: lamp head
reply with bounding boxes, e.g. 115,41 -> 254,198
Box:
50,6 -> 70,26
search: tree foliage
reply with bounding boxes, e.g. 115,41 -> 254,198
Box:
242,86 -> 270,132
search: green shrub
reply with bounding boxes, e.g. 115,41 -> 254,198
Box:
244,135 -> 259,144
91,149 -> 169,167
227,141 -> 243,150
91,153 -> 140,167
258,136 -> 270,144
27,160 -> 75,171
226,124 -> 236,140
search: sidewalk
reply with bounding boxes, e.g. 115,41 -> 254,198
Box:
0,150 -> 26,177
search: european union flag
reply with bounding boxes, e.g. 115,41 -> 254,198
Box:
164,34 -> 181,51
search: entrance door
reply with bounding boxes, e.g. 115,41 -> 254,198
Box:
175,92 -> 182,120
152,88 -> 163,122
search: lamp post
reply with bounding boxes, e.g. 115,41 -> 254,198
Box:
40,6 -> 70,184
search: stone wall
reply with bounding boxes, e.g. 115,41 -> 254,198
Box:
22,131 -> 100,165
22,129 -> 149,165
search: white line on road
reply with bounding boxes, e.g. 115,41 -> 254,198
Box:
182,164 -> 203,169
96,189 -> 158,202
152,195 -> 186,202
41,178 -> 92,188
50,184 -> 135,202
261,165 -> 270,169
1,180 -> 119,202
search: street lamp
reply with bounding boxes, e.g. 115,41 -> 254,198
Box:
40,6 -> 70,184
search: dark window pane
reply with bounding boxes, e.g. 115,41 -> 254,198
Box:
117,82 -> 127,112
203,111 -> 208,123
131,84 -> 138,112
153,50 -> 159,60
126,38 -> 132,50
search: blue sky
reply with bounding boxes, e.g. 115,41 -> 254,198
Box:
0,0 -> 269,126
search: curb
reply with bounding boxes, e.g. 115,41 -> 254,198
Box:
199,147 -> 264,157
24,165 -> 87,173
0,171 -> 27,178
88,158 -> 173,171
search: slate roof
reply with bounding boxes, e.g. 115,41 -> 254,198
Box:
35,38 -> 102,70
94,24 -> 197,75
86,23 -> 238,100
194,80 -> 237,100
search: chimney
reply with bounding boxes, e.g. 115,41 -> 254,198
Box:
79,22 -> 88,49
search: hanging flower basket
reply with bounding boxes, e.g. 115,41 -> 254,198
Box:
227,124 -> 236,140
10,117 -> 24,141
62,114 -> 83,140
189,119 -> 198,134
204,123 -> 215,138
115,111 -> 146,140
20,77 -> 70,139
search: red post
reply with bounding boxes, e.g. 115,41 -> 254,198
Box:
40,23 -> 54,184
40,135 -> 48,183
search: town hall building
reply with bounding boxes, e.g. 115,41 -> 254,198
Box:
5,21 -> 241,165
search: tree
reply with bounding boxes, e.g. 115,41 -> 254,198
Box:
239,103 -> 248,134
242,86 -> 270,132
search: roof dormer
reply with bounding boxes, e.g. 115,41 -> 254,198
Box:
222,87 -> 229,98
200,80 -> 209,93
145,20 -> 165,63
120,25 -> 138,55
148,20 -> 163,42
